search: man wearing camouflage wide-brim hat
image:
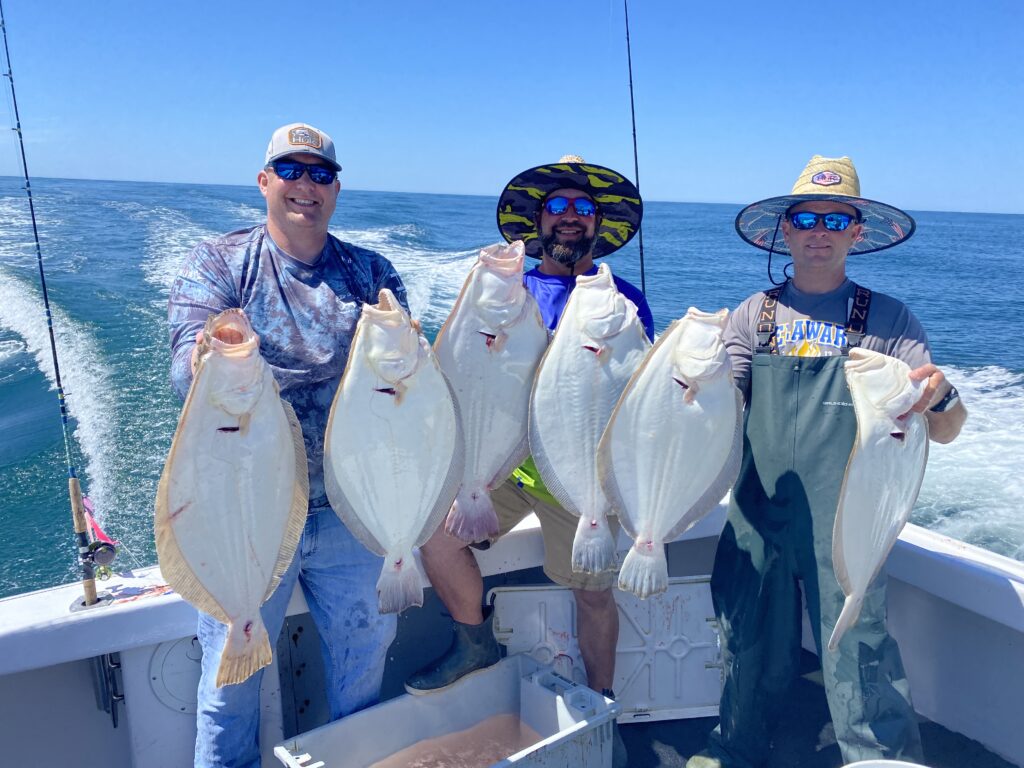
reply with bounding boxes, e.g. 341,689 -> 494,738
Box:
406,156 -> 652,768
687,156 -> 967,768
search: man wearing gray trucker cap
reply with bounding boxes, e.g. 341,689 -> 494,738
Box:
168,122 -> 408,768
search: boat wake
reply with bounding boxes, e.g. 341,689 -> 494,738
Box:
0,268 -> 118,530
914,364 -> 1024,560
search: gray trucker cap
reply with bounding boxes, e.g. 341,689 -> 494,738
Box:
265,123 -> 341,171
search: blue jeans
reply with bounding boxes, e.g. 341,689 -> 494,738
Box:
194,509 -> 397,768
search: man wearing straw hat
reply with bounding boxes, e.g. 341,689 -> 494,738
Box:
687,156 -> 967,768
406,156 -> 652,767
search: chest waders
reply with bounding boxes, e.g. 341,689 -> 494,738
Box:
707,285 -> 923,768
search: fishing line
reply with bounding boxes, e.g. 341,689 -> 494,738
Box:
623,0 -> 646,295
0,0 -> 109,604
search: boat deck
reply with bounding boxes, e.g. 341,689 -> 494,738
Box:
371,570 -> 1018,768
2,517 -> 1020,767
618,651 -> 1016,767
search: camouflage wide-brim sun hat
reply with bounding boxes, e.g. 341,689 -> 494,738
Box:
496,156 -> 643,259
735,155 -> 916,256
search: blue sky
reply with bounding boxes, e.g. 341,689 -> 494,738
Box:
1,0 -> 1021,213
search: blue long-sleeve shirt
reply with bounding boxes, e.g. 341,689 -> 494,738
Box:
523,266 -> 655,341
168,224 -> 408,506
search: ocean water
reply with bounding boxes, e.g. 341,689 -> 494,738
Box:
0,176 -> 1021,599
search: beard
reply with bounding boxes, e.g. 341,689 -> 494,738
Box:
541,232 -> 595,268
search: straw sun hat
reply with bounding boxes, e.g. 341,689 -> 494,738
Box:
496,155 -> 643,259
735,155 -> 916,255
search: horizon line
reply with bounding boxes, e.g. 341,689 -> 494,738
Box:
0,174 -> 1021,218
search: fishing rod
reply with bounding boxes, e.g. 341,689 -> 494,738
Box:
0,1 -> 115,607
623,0 -> 646,295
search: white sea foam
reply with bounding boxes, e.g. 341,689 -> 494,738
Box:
103,198 -> 256,295
914,365 -> 1024,559
0,195 -> 30,226
0,338 -> 26,364
331,224 -> 479,329
99,199 -> 145,216
0,195 -> 44,269
221,202 -> 264,224
140,207 -> 223,292
0,268 -> 118,521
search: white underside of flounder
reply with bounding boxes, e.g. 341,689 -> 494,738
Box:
829,347 -> 929,651
324,289 -> 463,614
599,307 -> 741,598
529,263 -> 650,573
156,309 -> 308,687
434,241 -> 548,543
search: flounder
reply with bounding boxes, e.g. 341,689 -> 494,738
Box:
829,347 -> 929,651
598,307 -> 742,598
324,289 -> 464,613
433,241 -> 548,542
529,263 -> 650,573
156,308 -> 308,687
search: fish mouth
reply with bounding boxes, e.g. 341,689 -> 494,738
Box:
477,241 -> 525,276
363,291 -> 412,330
205,310 -> 257,356
367,288 -> 412,319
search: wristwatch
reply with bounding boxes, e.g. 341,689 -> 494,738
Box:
929,385 -> 960,413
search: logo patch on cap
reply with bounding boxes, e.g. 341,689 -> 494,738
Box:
288,126 -> 322,150
812,171 -> 842,186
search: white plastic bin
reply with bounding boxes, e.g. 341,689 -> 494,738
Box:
273,653 -> 621,768
490,577 -> 722,722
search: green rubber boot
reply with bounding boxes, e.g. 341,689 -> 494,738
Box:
404,610 -> 501,695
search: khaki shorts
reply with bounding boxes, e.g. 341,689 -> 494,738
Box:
490,478 -> 619,591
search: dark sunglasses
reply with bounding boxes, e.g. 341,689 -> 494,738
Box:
543,196 -> 597,217
267,159 -> 337,185
788,211 -> 858,231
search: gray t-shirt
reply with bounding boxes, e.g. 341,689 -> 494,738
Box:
724,279 -> 931,399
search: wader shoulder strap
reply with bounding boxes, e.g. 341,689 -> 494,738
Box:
844,284 -> 872,352
755,285 -> 784,354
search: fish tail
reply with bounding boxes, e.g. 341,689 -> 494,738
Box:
827,595 -> 864,652
376,553 -> 423,614
617,541 -> 669,599
215,618 -> 272,687
444,486 -> 499,543
571,513 -> 616,574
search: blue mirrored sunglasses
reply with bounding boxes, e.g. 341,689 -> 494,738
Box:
267,159 -> 337,185
543,195 -> 597,217
788,211 -> 857,231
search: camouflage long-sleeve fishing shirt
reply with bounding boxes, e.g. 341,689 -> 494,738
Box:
168,224 -> 408,506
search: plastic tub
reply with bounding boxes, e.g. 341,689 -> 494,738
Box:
274,653 -> 621,768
